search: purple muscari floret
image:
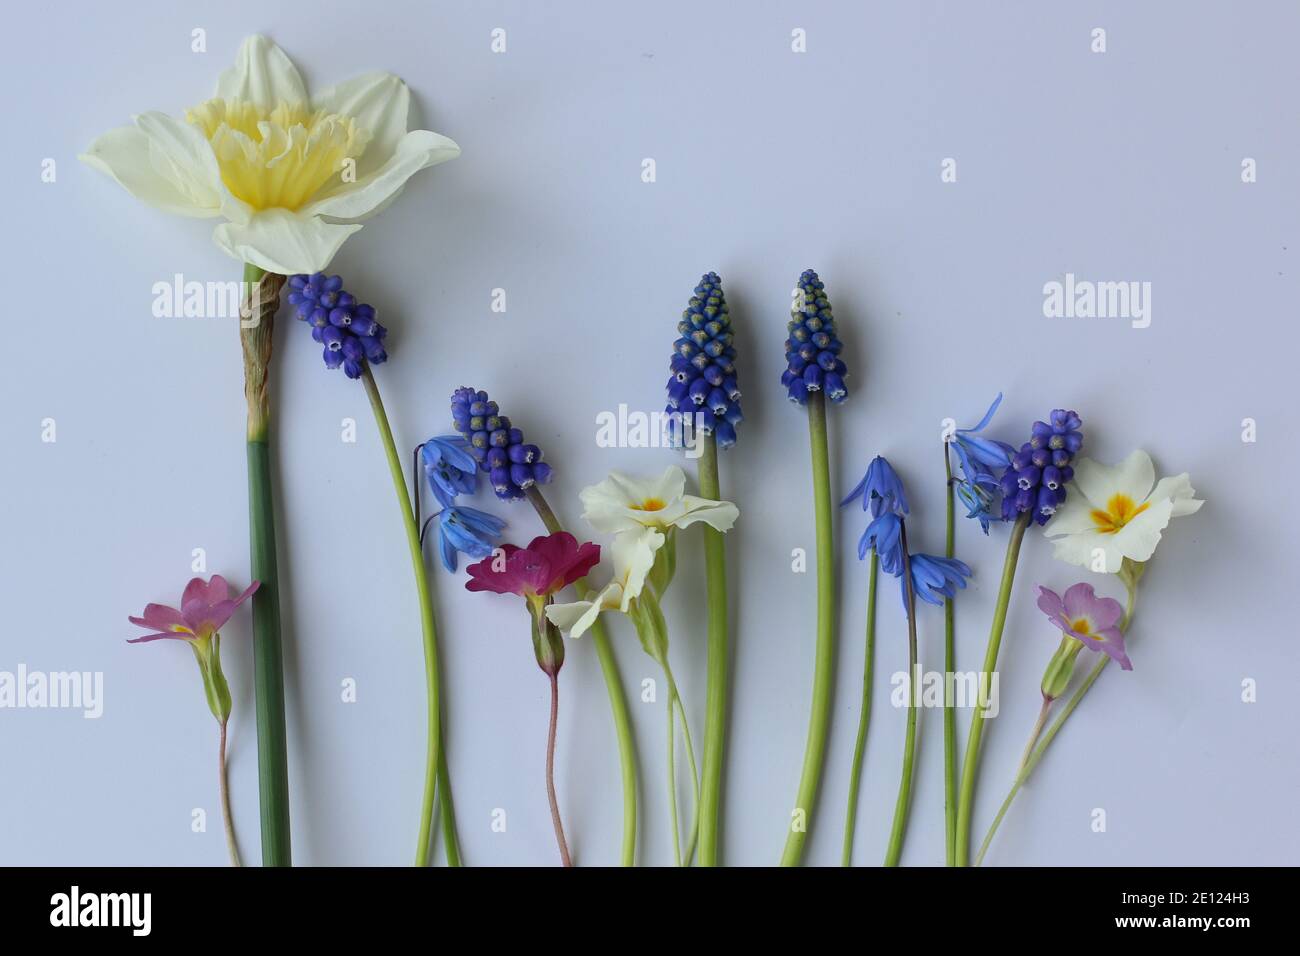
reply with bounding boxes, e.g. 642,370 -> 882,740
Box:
286,273 -> 389,379
450,387 -> 553,501
998,409 -> 1082,526
782,269 -> 848,405
663,272 -> 742,450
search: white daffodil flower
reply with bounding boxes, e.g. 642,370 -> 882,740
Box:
80,35 -> 460,275
580,466 -> 739,536
1044,450 -> 1204,573
546,529 -> 664,638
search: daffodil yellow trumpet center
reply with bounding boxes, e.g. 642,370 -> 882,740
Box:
185,98 -> 370,211
1090,493 -> 1149,535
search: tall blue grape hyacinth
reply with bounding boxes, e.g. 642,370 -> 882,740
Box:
664,272 -> 742,449
782,269 -> 848,405
450,387 -> 553,500
286,273 -> 388,379
998,409 -> 1083,525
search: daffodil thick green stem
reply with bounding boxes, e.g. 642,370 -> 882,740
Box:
943,444 -> 958,866
973,579 -> 1139,866
696,433 -> 729,866
954,510 -> 1030,866
527,486 -> 639,866
781,392 -> 836,866
240,263 -> 291,866
840,550 -> 878,866
361,365 -> 459,867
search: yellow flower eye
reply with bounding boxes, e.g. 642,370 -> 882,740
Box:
634,498 -> 667,512
1090,493 -> 1149,534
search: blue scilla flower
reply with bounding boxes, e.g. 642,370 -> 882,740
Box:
842,455 -> 910,518
949,394 -> 1015,534
904,553 -> 973,608
782,269 -> 848,405
858,512 -> 905,573
435,505 -> 507,573
664,272 -> 742,450
998,409 -> 1083,525
287,273 -> 388,379
450,387 -> 554,500
421,435 -> 479,507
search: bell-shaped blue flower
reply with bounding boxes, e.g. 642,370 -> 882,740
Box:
859,512 -> 905,574
949,393 -> 1015,534
421,435 -> 478,507
842,455 -> 910,518
903,553 -> 973,608
436,505 -> 506,572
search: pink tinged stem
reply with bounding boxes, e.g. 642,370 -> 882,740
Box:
546,673 -> 572,867
1017,697 -> 1054,774
219,718 -> 241,867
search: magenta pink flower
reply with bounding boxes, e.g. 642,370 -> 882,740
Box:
128,575 -> 260,643
465,532 -> 600,599
1035,582 -> 1131,670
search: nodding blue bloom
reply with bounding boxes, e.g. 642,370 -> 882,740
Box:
450,387 -> 553,500
782,269 -> 848,405
286,273 -> 389,379
436,505 -> 507,573
664,272 -> 742,450
949,393 -> 1015,534
999,409 -> 1083,526
421,435 -> 479,507
842,455 -> 909,518
904,554 -> 973,608
859,512 -> 905,573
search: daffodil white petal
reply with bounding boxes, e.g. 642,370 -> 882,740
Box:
303,129 -> 461,222
79,123 -> 222,218
212,209 -> 362,275
1149,473 -> 1205,518
1073,450 -> 1154,509
215,35 -> 307,108
311,72 -> 412,176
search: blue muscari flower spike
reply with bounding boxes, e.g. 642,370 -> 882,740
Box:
998,409 -> 1083,526
286,273 -> 389,379
949,393 -> 1016,534
421,435 -> 479,508
782,269 -> 848,405
664,272 -> 742,450
904,554 -> 973,609
436,505 -> 507,573
842,455 -> 910,518
450,387 -> 554,500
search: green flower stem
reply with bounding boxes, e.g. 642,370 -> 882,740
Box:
527,486 -> 638,866
695,432 -> 729,866
954,510 -> 1030,866
240,263 -> 291,866
545,671 -> 573,867
974,578 -> 1139,866
883,526 -> 922,867
942,445 -> 958,866
666,689 -> 682,867
360,365 -> 455,867
674,691 -> 701,865
780,392 -> 836,866
840,550 -> 879,866
218,717 -> 241,867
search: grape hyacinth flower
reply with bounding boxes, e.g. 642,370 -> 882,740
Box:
465,532 -> 602,867
128,575 -> 259,866
664,272 -> 743,450
955,408 -> 1085,866
290,273 -> 460,866
781,269 -> 851,867
662,273 -> 742,866
782,269 -> 849,405
287,273 -> 389,379
450,387 -> 553,500
998,410 -> 1083,526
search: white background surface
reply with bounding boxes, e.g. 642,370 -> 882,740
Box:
1,0 -> 1296,866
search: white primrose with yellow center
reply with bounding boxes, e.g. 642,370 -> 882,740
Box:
80,35 -> 460,274
580,466 -> 739,536
1044,449 -> 1204,573
546,528 -> 664,638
